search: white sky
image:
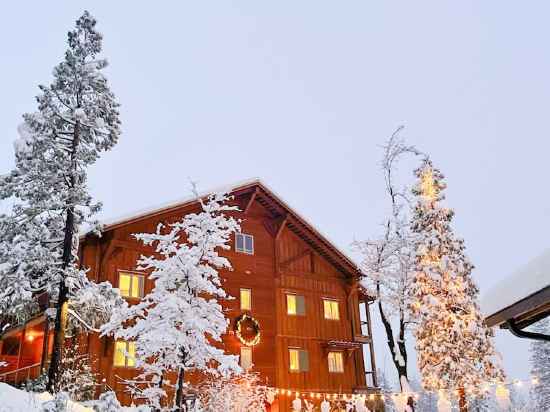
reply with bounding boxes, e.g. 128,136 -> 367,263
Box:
2,1 -> 550,388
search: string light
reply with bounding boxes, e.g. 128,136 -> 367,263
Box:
266,375 -> 540,405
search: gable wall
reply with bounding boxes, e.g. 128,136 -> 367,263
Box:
78,191 -> 370,409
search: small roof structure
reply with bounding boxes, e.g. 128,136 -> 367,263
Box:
483,249 -> 550,341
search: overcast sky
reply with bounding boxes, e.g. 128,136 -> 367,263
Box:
2,1 -> 549,389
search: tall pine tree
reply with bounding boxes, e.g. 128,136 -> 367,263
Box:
529,317 -> 550,410
0,11 -> 121,392
409,158 -> 504,411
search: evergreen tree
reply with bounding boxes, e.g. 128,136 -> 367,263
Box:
409,158 -> 504,411
102,191 -> 242,410
529,317 -> 550,410
0,10 -> 121,392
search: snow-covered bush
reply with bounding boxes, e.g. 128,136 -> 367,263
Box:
197,371 -> 275,412
90,391 -> 123,412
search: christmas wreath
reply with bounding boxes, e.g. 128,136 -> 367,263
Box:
235,314 -> 261,346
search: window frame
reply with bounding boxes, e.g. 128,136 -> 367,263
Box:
286,293 -> 305,316
327,351 -> 344,373
118,270 -> 145,299
323,298 -> 340,321
240,288 -> 252,311
288,347 -> 309,373
235,233 -> 254,255
240,346 -> 253,370
113,340 -> 136,368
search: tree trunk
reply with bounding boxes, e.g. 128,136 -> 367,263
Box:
46,209 -> 73,392
378,301 -> 414,411
458,388 -> 468,412
174,367 -> 185,411
46,121 -> 80,393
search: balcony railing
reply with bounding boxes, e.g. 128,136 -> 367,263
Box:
0,362 -> 41,385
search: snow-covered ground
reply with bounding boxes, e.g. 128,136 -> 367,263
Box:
0,383 -> 92,412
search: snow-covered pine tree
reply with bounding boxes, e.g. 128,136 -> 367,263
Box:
0,10 -> 121,392
529,317 -> 550,410
354,129 -> 421,410
409,158 -> 504,412
101,191 -> 242,410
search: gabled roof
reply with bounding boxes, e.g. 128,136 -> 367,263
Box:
483,248 -> 550,328
86,178 -> 364,282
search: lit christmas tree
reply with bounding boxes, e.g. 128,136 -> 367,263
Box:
409,158 -> 504,411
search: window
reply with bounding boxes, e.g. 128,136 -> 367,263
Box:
240,346 -> 252,370
119,272 -> 144,299
240,288 -> 252,311
288,348 -> 309,372
236,233 -> 254,254
286,294 -> 305,316
323,299 -> 340,320
328,351 -> 344,373
113,341 -> 136,367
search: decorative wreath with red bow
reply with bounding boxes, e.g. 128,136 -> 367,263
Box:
235,314 -> 261,347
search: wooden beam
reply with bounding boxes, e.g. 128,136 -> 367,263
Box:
280,248 -> 311,269
243,188 -> 259,215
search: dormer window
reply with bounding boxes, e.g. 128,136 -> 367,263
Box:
236,233 -> 254,255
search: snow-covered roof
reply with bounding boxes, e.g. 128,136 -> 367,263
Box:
84,178 -> 361,274
482,248 -> 550,319
95,177 -> 261,229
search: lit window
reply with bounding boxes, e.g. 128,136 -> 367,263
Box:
286,294 -> 305,316
323,299 -> 340,320
236,233 -> 254,254
113,341 -> 136,367
289,348 -> 309,372
240,288 -> 252,311
240,346 -> 252,370
328,351 -> 344,373
119,272 -> 144,299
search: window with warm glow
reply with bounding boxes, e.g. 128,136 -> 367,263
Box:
288,348 -> 309,372
240,346 -> 252,370
240,288 -> 252,311
328,351 -> 344,373
236,233 -> 254,254
113,341 -> 136,367
286,294 -> 305,316
118,272 -> 144,299
323,299 -> 340,320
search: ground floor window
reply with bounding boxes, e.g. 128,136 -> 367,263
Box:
113,341 -> 136,367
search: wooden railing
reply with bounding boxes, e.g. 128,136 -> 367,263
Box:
0,363 -> 41,385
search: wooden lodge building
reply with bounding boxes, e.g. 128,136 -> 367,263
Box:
0,179 -> 381,410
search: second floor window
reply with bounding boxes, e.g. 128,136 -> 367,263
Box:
113,340 -> 136,367
119,271 -> 144,299
323,299 -> 340,320
289,348 -> 309,372
240,288 -> 252,311
286,294 -> 305,316
236,233 -> 254,254
328,351 -> 344,373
